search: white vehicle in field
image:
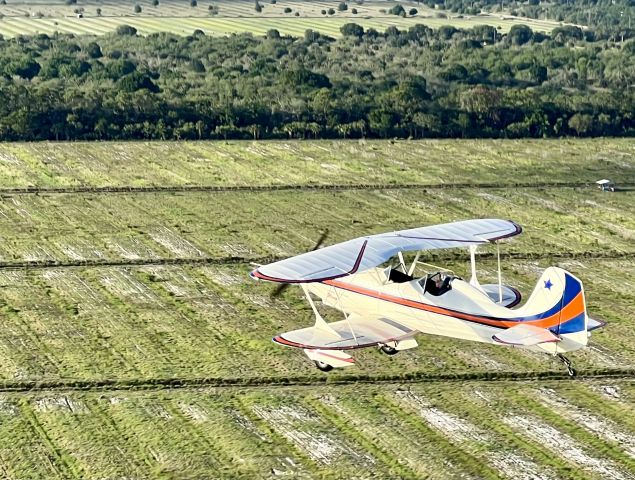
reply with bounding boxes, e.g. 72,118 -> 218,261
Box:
251,219 -> 604,376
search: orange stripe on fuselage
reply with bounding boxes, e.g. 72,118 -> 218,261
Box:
323,279 -> 583,331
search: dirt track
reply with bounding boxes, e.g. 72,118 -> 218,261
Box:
0,180 -> 633,196
5,368 -> 635,394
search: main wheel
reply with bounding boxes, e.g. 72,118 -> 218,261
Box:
380,345 -> 398,356
314,360 -> 333,372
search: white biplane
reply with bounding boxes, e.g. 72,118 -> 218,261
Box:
251,219 -> 605,376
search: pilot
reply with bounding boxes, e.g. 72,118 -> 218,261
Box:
425,273 -> 451,296
425,274 -> 443,295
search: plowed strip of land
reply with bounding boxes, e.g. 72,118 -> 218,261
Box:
0,181 -> 632,195
0,251 -> 631,271
5,368 -> 635,394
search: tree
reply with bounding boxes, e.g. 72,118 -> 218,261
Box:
152,0 -> 159,5
255,1 -> 262,12
409,8 -> 418,16
338,2 -> 348,11
5,59 -> 41,80
86,42 -> 102,59
133,4 -> 142,14
459,86 -> 501,124
96,7 -> 102,16
107,59 -> 136,78
116,25 -> 137,35
439,64 -> 469,82
529,64 -> 547,84
304,29 -> 320,42
190,59 -> 205,72
284,7 -> 292,13
568,113 -> 593,136
340,23 -> 364,37
368,109 -> 395,138
327,8 -> 335,14
266,29 -> 280,39
190,0 -> 197,7
508,25 -> 533,45
351,8 -> 357,14
438,25 -> 458,40
389,4 -> 405,15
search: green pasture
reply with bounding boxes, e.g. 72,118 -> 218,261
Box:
0,138 -> 632,478
0,380 -> 635,478
0,0 -> 566,38
0,138 -> 631,188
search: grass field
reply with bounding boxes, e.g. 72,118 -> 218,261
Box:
0,0 -> 568,38
0,139 -> 633,478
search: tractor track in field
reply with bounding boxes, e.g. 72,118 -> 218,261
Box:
0,251 -> 633,271
4,368 -> 635,394
0,181 -> 633,196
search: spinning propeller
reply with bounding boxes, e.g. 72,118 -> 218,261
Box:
270,230 -> 329,299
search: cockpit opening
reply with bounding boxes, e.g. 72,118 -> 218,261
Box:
385,266 -> 415,284
419,272 -> 454,296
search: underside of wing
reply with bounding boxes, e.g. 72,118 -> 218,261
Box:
492,324 -> 561,346
253,219 -> 521,283
274,315 -> 416,350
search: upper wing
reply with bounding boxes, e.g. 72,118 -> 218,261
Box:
252,218 -> 521,283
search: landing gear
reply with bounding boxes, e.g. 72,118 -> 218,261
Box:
314,360 -> 333,372
557,354 -> 577,377
380,345 -> 398,356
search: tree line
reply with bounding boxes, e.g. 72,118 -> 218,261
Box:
412,0 -> 634,41
0,23 -> 633,141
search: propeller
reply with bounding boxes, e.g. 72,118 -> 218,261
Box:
270,229 -> 329,299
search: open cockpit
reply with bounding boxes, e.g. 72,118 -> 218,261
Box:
382,264 -> 455,297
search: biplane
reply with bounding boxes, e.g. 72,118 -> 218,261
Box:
250,219 -> 605,376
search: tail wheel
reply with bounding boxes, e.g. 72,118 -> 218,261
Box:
314,360 -> 333,372
380,345 -> 398,356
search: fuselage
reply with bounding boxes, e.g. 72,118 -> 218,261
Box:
305,267 -> 575,354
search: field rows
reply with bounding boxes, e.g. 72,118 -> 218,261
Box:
0,139 -> 631,188
0,380 -> 633,478
0,14 -> 536,39
0,139 -> 631,478
0,187 -> 632,263
0,254 -> 631,384
0,0 -> 565,38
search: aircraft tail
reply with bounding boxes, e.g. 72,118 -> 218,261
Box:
517,266 -> 588,351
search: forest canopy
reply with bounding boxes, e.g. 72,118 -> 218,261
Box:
0,23 -> 633,141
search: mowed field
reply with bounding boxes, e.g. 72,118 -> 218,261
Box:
0,139 -> 633,478
0,0 -> 566,38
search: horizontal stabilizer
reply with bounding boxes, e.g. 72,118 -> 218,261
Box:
493,324 -> 561,346
481,284 -> 522,308
587,317 -> 606,331
304,349 -> 355,368
274,315 -> 416,350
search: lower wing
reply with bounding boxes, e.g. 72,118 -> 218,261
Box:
273,314 -> 417,350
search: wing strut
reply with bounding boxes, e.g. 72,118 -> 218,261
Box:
332,285 -> 359,346
301,284 -> 338,336
469,245 -> 479,288
397,251 -> 406,272
496,242 -> 503,304
407,251 -> 421,276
